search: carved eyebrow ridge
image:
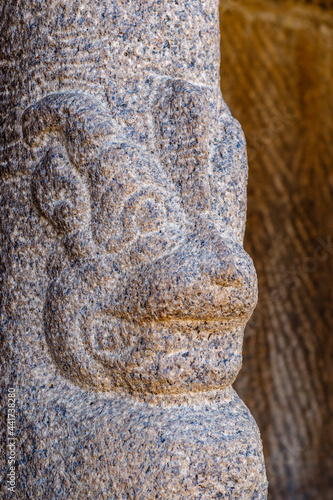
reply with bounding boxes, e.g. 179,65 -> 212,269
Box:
22,91 -> 115,152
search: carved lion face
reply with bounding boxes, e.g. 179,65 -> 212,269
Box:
22,81 -> 257,395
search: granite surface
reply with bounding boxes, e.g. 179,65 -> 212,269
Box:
0,0 -> 267,497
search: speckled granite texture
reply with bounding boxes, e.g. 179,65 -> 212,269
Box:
0,1 -> 267,498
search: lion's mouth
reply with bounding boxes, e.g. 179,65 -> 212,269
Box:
106,242 -> 258,324
81,315 -> 246,394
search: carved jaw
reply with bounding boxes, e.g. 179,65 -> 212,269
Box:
76,228 -> 258,396
44,211 -> 257,395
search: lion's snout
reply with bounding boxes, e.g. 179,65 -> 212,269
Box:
112,234 -> 258,323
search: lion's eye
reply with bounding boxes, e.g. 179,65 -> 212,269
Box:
103,186 -> 184,256
121,188 -> 173,237
133,197 -> 167,234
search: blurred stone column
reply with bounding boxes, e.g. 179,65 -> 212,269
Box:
219,1 -> 333,499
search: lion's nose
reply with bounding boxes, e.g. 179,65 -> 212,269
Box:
196,231 -> 243,287
210,259 -> 242,287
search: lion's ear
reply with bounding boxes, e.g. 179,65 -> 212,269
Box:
32,143 -> 92,260
23,92 -> 120,262
22,92 -> 115,175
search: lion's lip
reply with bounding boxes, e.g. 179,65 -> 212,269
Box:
100,235 -> 258,323
108,276 -> 257,324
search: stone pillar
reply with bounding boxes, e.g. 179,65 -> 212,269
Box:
0,1 -> 267,497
